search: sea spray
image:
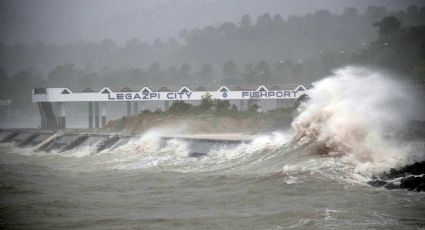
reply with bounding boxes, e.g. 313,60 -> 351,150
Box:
291,66 -> 418,175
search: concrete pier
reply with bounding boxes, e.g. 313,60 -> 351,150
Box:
134,102 -> 139,114
101,102 -> 106,127
57,102 -> 66,129
95,102 -> 100,129
126,101 -> 131,117
38,102 -> 60,130
32,85 -> 308,130
164,101 -> 169,111
0,129 -> 256,155
239,100 -> 244,111
38,102 -> 47,129
88,102 -> 93,129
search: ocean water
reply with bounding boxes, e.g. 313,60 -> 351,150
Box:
0,135 -> 424,230
1,66 -> 425,229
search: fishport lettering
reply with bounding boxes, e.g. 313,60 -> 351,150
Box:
242,91 -> 298,99
167,92 -> 192,99
108,92 -> 159,100
108,92 -> 192,101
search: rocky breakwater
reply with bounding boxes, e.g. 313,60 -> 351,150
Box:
368,161 -> 425,192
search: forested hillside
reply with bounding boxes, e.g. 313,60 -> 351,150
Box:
0,5 -> 425,114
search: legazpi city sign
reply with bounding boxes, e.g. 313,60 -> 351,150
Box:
32,85 -> 307,102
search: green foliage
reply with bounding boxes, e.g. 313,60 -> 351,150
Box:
230,104 -> 238,112
10,67 -> 45,111
248,103 -> 259,113
199,93 -> 215,112
115,116 -> 127,131
200,63 -> 214,80
375,16 -> 402,36
294,94 -> 310,108
141,109 -> 152,115
222,60 -> 238,78
169,100 -> 193,113
164,95 -> 236,116
354,25 -> 425,79
215,100 -> 231,112
48,63 -> 85,87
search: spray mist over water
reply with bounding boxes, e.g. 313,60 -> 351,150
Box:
292,66 -> 419,175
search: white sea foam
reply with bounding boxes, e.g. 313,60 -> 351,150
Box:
291,66 -> 419,175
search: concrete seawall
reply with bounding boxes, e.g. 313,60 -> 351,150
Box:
0,129 -> 255,155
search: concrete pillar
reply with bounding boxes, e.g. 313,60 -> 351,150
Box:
95,102 -> 100,129
126,101 -> 131,117
58,102 -> 66,129
239,100 -> 244,112
139,102 -> 143,113
37,102 -> 60,130
134,102 -> 139,114
89,102 -> 93,129
164,101 -> 169,111
38,102 -> 47,129
101,102 -> 107,127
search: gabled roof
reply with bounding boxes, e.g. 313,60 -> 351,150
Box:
140,87 -> 152,93
217,86 -> 230,92
99,87 -> 112,94
294,85 -> 307,92
61,89 -> 72,94
178,86 -> 192,93
256,85 -> 268,92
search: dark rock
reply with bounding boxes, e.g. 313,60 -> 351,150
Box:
403,162 -> 425,175
368,180 -> 387,187
382,168 -> 406,179
417,181 -> 425,192
400,176 -> 423,191
384,183 -> 400,190
369,161 -> 425,192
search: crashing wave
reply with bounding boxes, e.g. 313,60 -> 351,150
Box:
291,66 -> 422,175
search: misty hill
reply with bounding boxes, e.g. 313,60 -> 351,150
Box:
1,5 -> 425,121
1,5 -> 425,79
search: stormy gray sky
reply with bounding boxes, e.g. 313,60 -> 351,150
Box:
1,0 -> 424,45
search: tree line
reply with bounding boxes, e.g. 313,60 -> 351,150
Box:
1,5 -> 425,115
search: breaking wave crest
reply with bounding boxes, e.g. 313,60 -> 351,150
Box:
291,66 -> 421,175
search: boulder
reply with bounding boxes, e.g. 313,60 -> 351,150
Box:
384,183 -> 400,190
368,161 -> 425,192
400,176 -> 423,191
